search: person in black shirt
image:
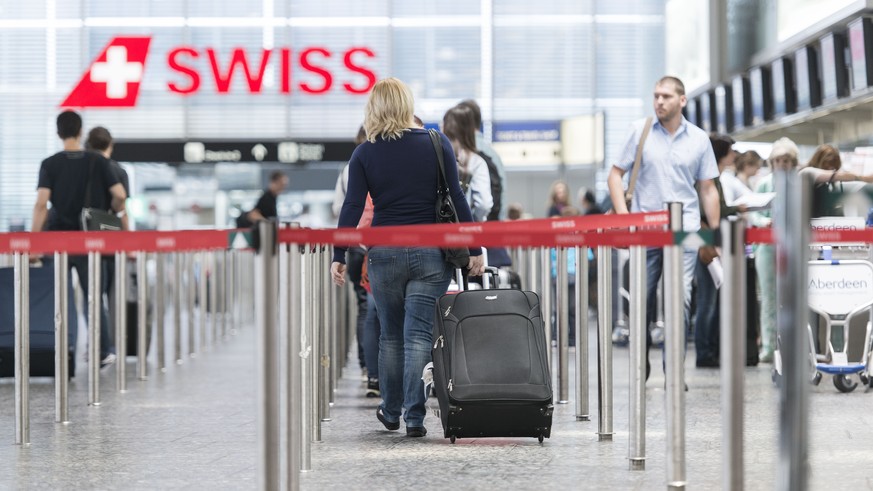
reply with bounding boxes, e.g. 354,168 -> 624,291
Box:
237,171 -> 288,227
31,110 -> 127,367
86,126 -> 131,334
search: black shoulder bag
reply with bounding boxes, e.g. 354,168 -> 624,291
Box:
428,129 -> 470,269
80,154 -> 123,231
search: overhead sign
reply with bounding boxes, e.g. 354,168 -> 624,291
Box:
61,36 -> 377,109
490,121 -> 562,166
492,121 -> 561,142
112,139 -> 357,164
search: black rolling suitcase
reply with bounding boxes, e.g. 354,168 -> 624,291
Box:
432,269 -> 553,443
0,261 -> 77,377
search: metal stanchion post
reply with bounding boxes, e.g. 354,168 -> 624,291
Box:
721,217 -> 746,489
574,245 -> 590,421
527,247 -> 538,297
629,229 -> 647,470
286,241 -> 303,488
222,250 -> 229,338
278,240 -> 288,488
88,251 -> 101,406
156,253 -> 166,371
665,202 -> 686,489
198,252 -> 208,350
556,247 -> 569,404
541,247 -> 553,366
310,246 -> 322,442
226,249 -> 235,335
14,252 -> 30,444
137,252 -> 148,381
321,246 -> 333,418
211,251 -> 219,342
775,171 -> 811,491
188,252 -> 196,357
255,221 -> 279,490
174,252 -> 183,365
115,251 -> 128,392
55,252 -> 70,423
300,244 -> 312,471
596,244 -> 613,441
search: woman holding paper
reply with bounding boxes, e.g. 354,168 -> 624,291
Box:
694,134 -> 748,368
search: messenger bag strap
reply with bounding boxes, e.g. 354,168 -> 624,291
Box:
625,116 -> 653,205
428,128 -> 449,192
83,152 -> 96,209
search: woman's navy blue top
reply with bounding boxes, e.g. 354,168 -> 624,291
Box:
333,128 -> 480,264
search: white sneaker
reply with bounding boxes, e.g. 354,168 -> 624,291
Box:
100,353 -> 117,368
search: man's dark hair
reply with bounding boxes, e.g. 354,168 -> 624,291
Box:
57,110 -> 82,140
456,99 -> 482,129
709,133 -> 736,163
442,105 -> 478,152
656,76 -> 686,97
86,126 -> 113,152
269,171 -> 286,183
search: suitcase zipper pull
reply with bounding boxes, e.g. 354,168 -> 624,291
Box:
447,379 -> 453,392
433,335 -> 444,349
443,306 -> 452,318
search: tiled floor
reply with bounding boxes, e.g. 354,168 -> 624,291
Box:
1,311 -> 872,490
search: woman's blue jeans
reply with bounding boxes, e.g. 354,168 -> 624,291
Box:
363,295 -> 381,381
367,247 -> 452,428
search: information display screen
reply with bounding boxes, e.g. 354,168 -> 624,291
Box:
684,97 -> 698,126
795,45 -> 821,109
698,92 -> 712,133
715,85 -> 728,133
849,17 -> 873,92
771,57 -> 796,116
749,66 -> 772,125
731,75 -> 749,129
820,32 -> 849,102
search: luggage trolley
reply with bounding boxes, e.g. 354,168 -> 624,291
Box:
803,259 -> 873,392
772,216 -> 873,392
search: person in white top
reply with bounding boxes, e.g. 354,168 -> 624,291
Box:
442,106 -> 493,222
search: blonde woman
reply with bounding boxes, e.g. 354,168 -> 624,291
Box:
547,180 -> 571,217
330,78 -> 484,438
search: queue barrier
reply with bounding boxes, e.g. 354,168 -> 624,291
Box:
7,200 -> 868,490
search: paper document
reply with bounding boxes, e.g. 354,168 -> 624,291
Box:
729,192 -> 776,211
708,257 -> 724,290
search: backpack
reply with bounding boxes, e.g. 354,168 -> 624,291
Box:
477,151 -> 503,221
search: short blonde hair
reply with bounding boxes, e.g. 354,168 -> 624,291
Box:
363,78 -> 414,143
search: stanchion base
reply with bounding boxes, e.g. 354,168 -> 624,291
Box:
557,400 -> 569,404
597,433 -> 613,442
629,459 -> 645,471
320,418 -> 332,422
667,482 -> 686,490
576,415 -> 590,421
88,402 -> 102,407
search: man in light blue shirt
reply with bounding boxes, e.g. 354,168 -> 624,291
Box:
607,76 -> 720,382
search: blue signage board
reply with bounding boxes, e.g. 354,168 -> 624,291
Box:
492,121 -> 561,142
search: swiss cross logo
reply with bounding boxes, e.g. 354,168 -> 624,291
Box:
61,36 -> 152,108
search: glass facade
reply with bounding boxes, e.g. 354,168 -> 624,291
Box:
0,0 -> 665,229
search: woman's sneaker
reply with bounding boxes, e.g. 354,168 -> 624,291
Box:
366,378 -> 380,398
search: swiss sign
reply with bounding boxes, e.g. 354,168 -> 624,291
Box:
61,34 -> 377,109
61,36 -> 152,108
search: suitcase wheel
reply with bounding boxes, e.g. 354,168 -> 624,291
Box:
450,435 -> 456,444
538,434 -> 544,443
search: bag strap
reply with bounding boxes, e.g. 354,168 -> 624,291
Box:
83,153 -> 97,209
625,117 -> 654,205
428,129 -> 449,193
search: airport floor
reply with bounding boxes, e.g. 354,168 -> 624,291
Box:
1,310 -> 872,490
